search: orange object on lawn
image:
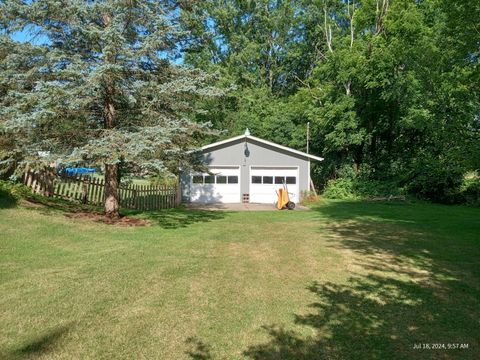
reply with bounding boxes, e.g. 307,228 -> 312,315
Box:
277,187 -> 290,210
276,184 -> 296,210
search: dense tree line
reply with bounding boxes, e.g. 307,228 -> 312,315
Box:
0,0 -> 478,211
181,0 -> 480,202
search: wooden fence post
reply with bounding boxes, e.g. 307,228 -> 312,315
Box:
31,171 -> 38,194
23,169 -> 30,187
81,179 -> 88,204
133,187 -> 138,210
175,179 -> 182,206
46,169 -> 55,196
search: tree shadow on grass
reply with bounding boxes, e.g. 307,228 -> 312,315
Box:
21,195 -> 228,229
23,196 -> 101,215
312,200 -> 480,282
185,337 -> 213,360
125,208 -> 228,229
246,275 -> 478,359
7,324 -> 73,359
245,201 -> 480,359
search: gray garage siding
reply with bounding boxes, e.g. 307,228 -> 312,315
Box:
181,137 -> 310,202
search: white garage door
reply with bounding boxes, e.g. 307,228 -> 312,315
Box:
250,167 -> 299,204
190,167 -> 240,203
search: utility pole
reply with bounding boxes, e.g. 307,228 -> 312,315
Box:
306,121 -> 317,195
306,122 -> 310,154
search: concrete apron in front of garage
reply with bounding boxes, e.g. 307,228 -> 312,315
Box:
186,203 -> 310,211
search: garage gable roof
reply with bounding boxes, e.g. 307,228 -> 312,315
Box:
200,134 -> 324,162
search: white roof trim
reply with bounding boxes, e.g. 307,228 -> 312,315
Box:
200,134 -> 324,162
200,134 -> 246,151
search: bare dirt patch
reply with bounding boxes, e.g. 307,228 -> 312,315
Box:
20,199 -> 44,208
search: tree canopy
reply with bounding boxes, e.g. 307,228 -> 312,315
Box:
179,0 -> 479,202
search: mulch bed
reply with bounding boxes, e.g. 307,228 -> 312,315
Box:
65,212 -> 151,226
22,198 -> 150,226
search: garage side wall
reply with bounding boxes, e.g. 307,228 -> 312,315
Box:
182,138 -> 310,202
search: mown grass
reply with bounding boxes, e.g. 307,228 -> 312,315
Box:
0,198 -> 479,359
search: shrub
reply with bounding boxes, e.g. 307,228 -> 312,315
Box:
0,183 -> 16,208
323,168 -> 480,206
0,181 -> 32,207
300,190 -> 321,205
460,175 -> 480,206
406,164 -> 464,204
322,178 -> 357,200
322,178 -> 405,200
0,180 -> 32,198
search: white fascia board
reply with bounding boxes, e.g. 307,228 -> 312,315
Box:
246,135 -> 324,161
199,134 -> 324,162
200,135 -> 246,151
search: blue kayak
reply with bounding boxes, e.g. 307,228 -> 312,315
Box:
63,167 -> 96,175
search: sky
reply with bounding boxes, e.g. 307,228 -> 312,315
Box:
7,27 -> 184,64
10,30 -> 30,42
7,25 -> 49,45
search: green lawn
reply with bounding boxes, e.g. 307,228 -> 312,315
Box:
0,197 -> 479,359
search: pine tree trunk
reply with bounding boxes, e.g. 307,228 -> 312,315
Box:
103,96 -> 119,217
103,95 -> 119,217
104,163 -> 119,218
102,10 -> 120,218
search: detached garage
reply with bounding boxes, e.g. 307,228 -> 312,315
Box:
181,130 -> 323,204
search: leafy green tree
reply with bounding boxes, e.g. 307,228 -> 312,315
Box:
182,0 -> 479,200
180,0 -> 313,150
0,0 -> 221,217
182,0 -> 305,94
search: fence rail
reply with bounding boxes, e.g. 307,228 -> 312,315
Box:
23,169 -> 181,211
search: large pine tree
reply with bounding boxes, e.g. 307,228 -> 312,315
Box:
0,0 -> 220,217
